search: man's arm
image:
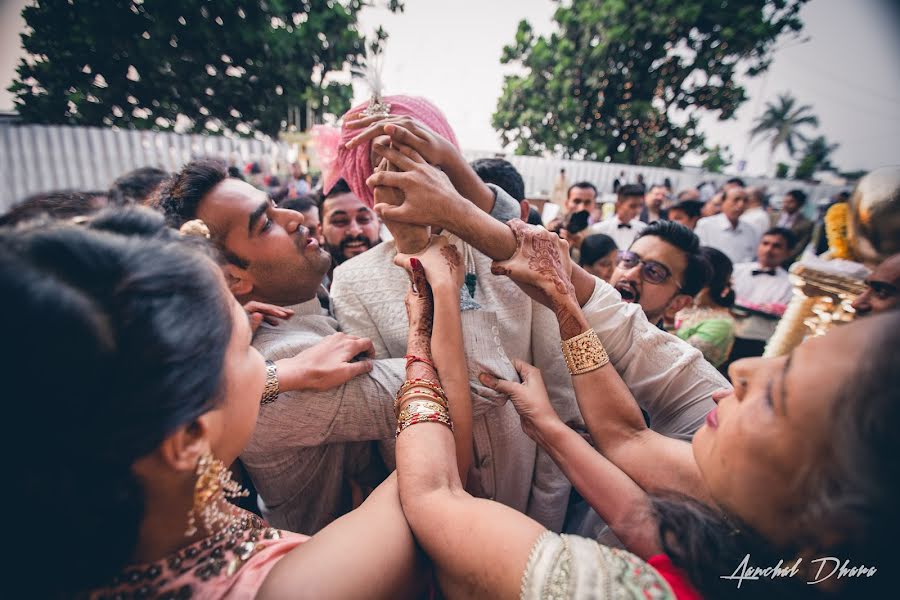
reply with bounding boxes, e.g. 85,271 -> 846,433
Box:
255,336 -> 404,446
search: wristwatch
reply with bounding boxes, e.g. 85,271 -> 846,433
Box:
261,359 -> 280,405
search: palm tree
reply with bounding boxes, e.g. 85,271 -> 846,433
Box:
794,136 -> 840,180
749,93 -> 819,174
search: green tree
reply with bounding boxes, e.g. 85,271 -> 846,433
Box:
749,92 -> 818,171
9,0 -> 403,137
793,135 -> 839,180
493,0 -> 807,167
701,145 -> 732,174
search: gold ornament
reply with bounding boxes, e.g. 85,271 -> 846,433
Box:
846,166 -> 900,266
185,451 -> 249,537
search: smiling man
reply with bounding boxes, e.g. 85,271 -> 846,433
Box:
320,178 -> 382,267
609,221 -> 711,328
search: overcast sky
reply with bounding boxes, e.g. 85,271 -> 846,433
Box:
3,0 -> 898,177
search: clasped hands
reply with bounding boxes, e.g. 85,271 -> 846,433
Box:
344,115 -> 470,233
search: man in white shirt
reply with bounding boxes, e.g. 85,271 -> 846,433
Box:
588,184 -> 646,250
730,227 -> 796,362
740,187 -> 771,238
694,186 -> 758,264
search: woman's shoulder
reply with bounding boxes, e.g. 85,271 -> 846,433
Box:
87,511 -> 307,600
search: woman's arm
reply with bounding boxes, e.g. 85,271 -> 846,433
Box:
257,474 -> 425,600
395,250 -> 547,600
396,237 -> 472,480
481,361 -> 661,559
489,221 -> 709,501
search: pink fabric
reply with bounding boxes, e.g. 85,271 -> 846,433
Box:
327,95 -> 460,207
87,510 -> 309,600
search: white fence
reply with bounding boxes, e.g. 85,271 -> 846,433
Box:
0,122 -> 292,211
462,150 -> 845,208
1,122 -> 845,213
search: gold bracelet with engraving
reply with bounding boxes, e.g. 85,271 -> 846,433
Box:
561,329 -> 609,375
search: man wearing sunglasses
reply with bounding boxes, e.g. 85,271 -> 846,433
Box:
609,221 -> 711,328
851,253 -> 900,317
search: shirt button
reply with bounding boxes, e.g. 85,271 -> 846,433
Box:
493,336 -> 502,345
480,456 -> 491,468
491,326 -> 499,335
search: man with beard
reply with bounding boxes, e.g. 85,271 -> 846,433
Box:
320,178 -> 382,271
609,221 -> 711,329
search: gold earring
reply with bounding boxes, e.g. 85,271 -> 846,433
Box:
185,450 -> 249,537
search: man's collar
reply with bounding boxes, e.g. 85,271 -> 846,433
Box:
717,213 -> 743,231
256,296 -> 328,333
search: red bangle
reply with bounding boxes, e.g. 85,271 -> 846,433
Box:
405,354 -> 437,370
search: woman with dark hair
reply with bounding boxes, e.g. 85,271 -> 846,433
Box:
578,233 -> 619,282
3,207 -> 424,599
393,220 -> 895,599
674,246 -> 737,368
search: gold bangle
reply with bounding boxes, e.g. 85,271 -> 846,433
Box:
396,411 -> 453,436
397,399 -> 450,423
561,329 -> 609,375
395,390 -> 449,416
394,379 -> 448,412
261,360 -> 280,405
397,378 -> 446,399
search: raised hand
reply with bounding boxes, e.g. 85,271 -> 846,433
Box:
275,333 -> 375,392
366,141 -> 467,232
404,257 -> 435,362
489,219 -> 576,308
479,360 -> 561,444
395,235 -> 464,294
343,116 -> 457,170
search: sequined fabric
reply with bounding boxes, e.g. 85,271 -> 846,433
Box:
88,509 -> 307,600
520,531 -> 675,600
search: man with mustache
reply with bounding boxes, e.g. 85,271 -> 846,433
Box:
320,178 -> 382,268
608,221 -> 711,329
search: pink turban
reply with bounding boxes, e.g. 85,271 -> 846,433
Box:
323,95 -> 460,207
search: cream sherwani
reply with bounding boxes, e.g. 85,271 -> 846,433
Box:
331,187 -> 727,533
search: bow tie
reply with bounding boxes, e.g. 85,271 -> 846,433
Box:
617,223 -> 632,229
752,269 -> 776,276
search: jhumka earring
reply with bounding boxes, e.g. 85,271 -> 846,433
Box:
185,450 -> 249,537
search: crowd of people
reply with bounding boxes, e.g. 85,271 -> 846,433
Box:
3,94 -> 898,599
543,172 -> 872,369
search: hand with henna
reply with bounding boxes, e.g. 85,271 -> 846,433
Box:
395,235 -> 464,295
489,220 -> 587,339
404,257 -> 436,381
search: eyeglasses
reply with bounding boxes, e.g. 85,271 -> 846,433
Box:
617,250 -> 682,287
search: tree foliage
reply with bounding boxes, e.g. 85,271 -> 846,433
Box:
10,0 -> 403,137
750,92 -> 819,160
493,0 -> 807,167
793,135 -> 839,180
701,144 -> 732,173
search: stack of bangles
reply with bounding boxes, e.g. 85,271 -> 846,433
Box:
394,376 -> 452,436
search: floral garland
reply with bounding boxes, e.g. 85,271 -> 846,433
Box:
824,202 -> 851,260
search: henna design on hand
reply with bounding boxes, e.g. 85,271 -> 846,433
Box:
440,244 -> 461,274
